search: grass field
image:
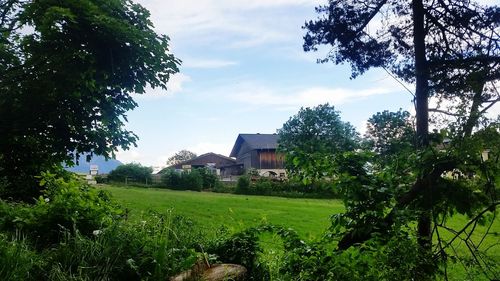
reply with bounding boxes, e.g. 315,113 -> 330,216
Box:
102,185 -> 343,240
103,185 -> 499,280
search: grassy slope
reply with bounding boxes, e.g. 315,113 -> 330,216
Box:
102,185 -> 343,240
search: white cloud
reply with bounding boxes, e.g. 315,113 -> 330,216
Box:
227,85 -> 395,109
188,142 -> 233,156
167,73 -> 192,93
137,0 -> 321,48
115,149 -> 143,164
183,58 -> 238,69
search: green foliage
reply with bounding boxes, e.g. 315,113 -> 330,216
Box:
278,231 -> 430,281
235,176 -> 251,194
0,234 -> 43,281
235,176 -> 339,198
45,212 -> 200,281
94,174 -> 108,184
160,168 -> 216,191
0,0 -> 179,200
166,150 -> 197,166
0,173 -> 205,281
0,172 -> 122,245
278,103 -> 359,183
108,163 -> 153,184
364,109 -> 415,166
181,169 -> 203,191
208,227 -> 269,280
196,168 -> 219,189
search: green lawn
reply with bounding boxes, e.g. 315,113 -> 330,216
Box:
102,185 -> 343,240
103,185 -> 499,279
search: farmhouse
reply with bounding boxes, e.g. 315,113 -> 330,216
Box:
166,152 -> 237,176
229,133 -> 286,178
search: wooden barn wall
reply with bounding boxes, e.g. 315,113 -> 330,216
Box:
238,152 -> 253,170
257,150 -> 284,169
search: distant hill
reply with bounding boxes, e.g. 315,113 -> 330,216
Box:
64,154 -> 122,174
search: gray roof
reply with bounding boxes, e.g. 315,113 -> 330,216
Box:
229,133 -> 279,157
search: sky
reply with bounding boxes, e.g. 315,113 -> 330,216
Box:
116,0 -> 499,170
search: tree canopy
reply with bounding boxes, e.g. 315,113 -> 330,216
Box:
108,163 -> 153,183
277,104 -> 359,183
364,109 -> 415,165
0,0 -> 179,199
167,150 -> 198,166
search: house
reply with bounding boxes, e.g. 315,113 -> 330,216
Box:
229,133 -> 286,178
162,152 -> 237,176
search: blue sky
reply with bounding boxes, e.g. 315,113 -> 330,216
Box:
116,0 -> 498,170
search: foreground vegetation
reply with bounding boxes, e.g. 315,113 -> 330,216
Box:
0,175 -> 498,280
106,184 -> 499,280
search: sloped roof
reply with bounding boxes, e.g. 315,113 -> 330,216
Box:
229,134 -> 279,157
159,152 -> 236,173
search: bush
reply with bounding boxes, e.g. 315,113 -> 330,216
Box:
0,172 -> 122,245
181,170 -> 203,191
94,174 -> 108,184
108,163 -> 153,184
213,181 -> 235,193
233,176 -> 339,198
45,212 -> 201,281
160,169 -> 182,189
197,168 -> 218,189
0,173 -> 206,280
208,227 -> 269,280
161,168 -> 218,191
235,176 -> 251,194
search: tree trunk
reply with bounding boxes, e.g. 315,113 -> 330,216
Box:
463,81 -> 486,137
413,0 -> 432,278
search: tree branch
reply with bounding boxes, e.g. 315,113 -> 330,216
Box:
428,108 -> 462,117
434,202 -> 499,257
353,0 -> 389,35
337,158 -> 458,250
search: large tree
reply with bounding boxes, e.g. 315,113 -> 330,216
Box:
166,150 -> 198,166
364,109 -> 415,166
0,0 -> 179,199
277,103 -> 359,183
304,0 -> 499,278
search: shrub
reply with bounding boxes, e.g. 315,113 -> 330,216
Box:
46,212 -> 201,281
0,172 -> 122,245
160,169 -> 182,189
108,163 -> 153,184
235,176 -> 250,194
233,176 -> 339,198
197,168 -> 218,189
0,174 -> 205,281
161,168 -> 217,191
213,181 -> 235,193
94,175 -> 108,184
208,227 -> 269,280
181,170 -> 203,191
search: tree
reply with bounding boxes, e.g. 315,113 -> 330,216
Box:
108,163 -> 153,183
304,0 -> 499,278
167,150 -> 198,166
0,0 -> 179,199
364,109 -> 415,166
277,104 -> 359,183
